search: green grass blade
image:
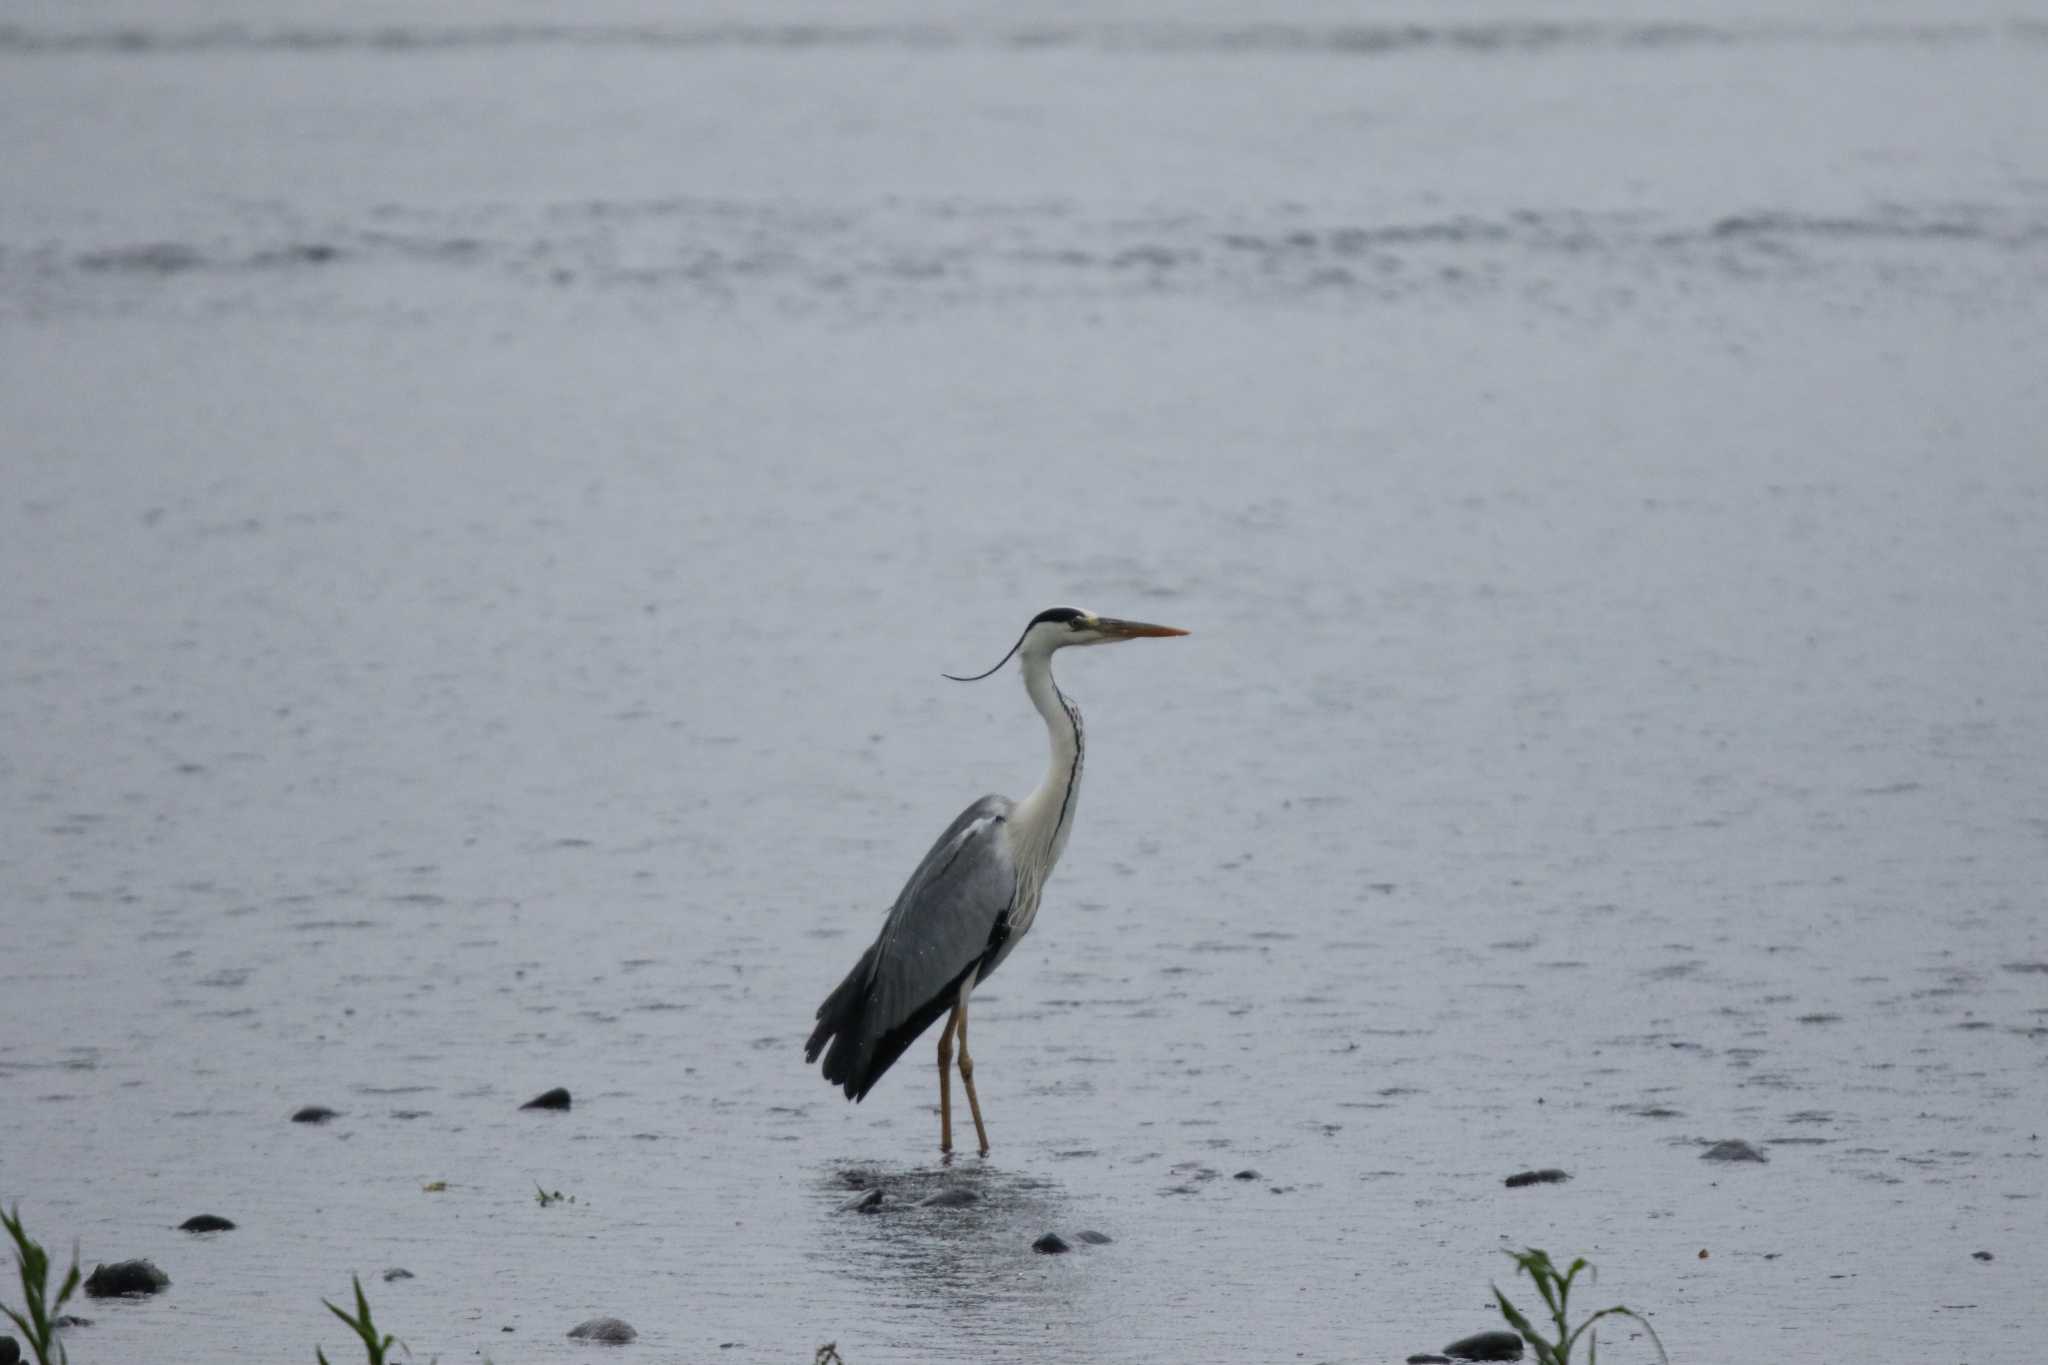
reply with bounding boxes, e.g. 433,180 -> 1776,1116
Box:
1494,1286 -> 1563,1365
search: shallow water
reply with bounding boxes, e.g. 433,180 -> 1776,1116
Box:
3,4 -> 2046,1361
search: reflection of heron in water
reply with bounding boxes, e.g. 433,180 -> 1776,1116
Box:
805,607 -> 1188,1155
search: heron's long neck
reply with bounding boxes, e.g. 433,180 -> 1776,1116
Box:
1011,647 -> 1084,877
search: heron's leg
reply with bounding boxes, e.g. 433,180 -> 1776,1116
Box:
956,998 -> 991,1156
936,1004 -> 962,1156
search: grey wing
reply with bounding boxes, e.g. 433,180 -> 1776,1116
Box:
805,794 -> 1017,1101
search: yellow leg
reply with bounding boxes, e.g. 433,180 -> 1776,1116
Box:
936,1005 -> 961,1155
956,997 -> 991,1156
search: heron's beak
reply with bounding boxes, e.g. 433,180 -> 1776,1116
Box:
1093,616 -> 1190,640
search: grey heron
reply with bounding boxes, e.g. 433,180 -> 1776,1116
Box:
804,606 -> 1188,1156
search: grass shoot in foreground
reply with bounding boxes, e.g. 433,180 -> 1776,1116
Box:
316,1275 -> 405,1364
2,1202 -> 81,1365
1492,1247 -> 1667,1365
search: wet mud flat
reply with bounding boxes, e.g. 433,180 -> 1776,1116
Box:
3,2 -> 2047,1360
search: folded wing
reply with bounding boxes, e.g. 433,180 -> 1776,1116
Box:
806,795 -> 1018,1100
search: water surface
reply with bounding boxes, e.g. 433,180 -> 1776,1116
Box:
3,3 -> 2045,1360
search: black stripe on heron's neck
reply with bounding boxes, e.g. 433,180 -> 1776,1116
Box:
1052,695 -> 1083,848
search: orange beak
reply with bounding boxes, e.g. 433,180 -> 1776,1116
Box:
1093,616 -> 1190,639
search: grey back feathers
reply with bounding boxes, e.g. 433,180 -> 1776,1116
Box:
805,795 -> 1019,1100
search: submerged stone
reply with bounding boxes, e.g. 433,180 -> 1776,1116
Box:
839,1187 -> 883,1213
916,1186 -> 979,1208
1408,1356 -> 1452,1364
1503,1168 -> 1570,1188
383,1267 -> 415,1282
1032,1233 -> 1070,1254
179,1214 -> 235,1232
567,1317 -> 636,1344
1444,1329 -> 1523,1360
521,1087 -> 572,1111
1700,1139 -> 1767,1163
84,1260 -> 170,1298
1232,1169 -> 1261,1181
1075,1230 -> 1113,1245
291,1105 -> 338,1124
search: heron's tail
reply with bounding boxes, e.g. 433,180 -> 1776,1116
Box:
807,945 -> 970,1103
806,945 -> 879,1096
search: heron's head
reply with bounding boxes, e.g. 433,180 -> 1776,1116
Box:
945,607 -> 1188,681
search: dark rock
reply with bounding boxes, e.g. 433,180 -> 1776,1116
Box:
1032,1233 -> 1070,1254
916,1186 -> 978,1208
179,1214 -> 235,1232
84,1260 -> 170,1298
1232,1169 -> 1261,1181
1700,1139 -> 1768,1163
1504,1168 -> 1571,1188
291,1105 -> 339,1124
1,1332 -> 20,1364
838,1187 -> 883,1213
1075,1230 -> 1113,1245
521,1087 -> 572,1111
382,1268 -> 415,1282
1444,1330 -> 1523,1360
1408,1356 -> 1453,1364
567,1317 -> 636,1344
52,1317 -> 91,1329
1972,1250 -> 1994,1262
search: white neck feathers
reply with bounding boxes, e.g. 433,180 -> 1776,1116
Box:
1009,644 -> 1085,881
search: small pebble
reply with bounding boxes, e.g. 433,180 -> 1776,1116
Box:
1032,1233 -> 1070,1254
521,1087 -> 572,1111
291,1105 -> 338,1124
1444,1329 -> 1524,1360
84,1260 -> 170,1298
839,1188 -> 883,1214
1972,1251 -> 1994,1262
1075,1230 -> 1113,1245
1700,1139 -> 1768,1163
567,1317 -> 636,1344
382,1268 -> 414,1282
1503,1169 -> 1570,1188
179,1214 -> 235,1232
